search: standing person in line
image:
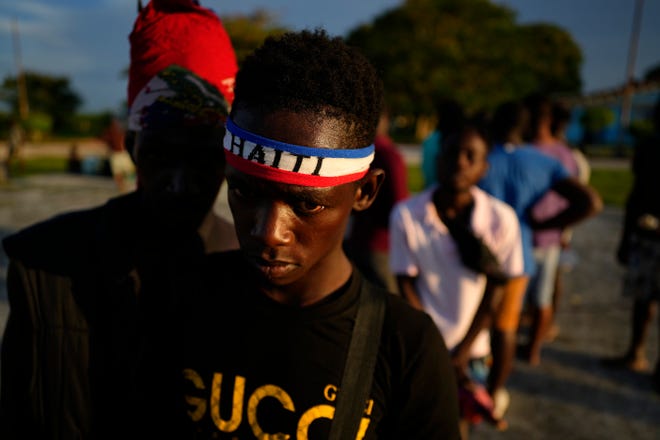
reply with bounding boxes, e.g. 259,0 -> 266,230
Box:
389,124 -> 523,436
546,100 -> 592,342
170,30 -> 460,438
478,100 -> 602,420
604,97 -> 660,393
521,95 -> 581,365
101,116 -> 136,193
0,1 -> 239,437
1,119 -> 25,183
345,105 -> 409,293
421,98 -> 466,188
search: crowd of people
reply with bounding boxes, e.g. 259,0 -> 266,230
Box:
385,95 -> 603,436
1,0 -> 658,439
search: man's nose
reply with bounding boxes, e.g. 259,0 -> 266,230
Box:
251,200 -> 294,247
455,152 -> 470,170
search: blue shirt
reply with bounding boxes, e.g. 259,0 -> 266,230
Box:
478,143 -> 570,274
421,130 -> 442,188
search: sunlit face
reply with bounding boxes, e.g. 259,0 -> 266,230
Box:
437,130 -> 489,193
226,109 -> 365,293
134,126 -> 225,233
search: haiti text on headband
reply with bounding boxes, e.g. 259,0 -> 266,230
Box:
223,118 -> 375,187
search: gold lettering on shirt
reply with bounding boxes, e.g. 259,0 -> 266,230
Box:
296,404 -> 371,440
182,372 -> 374,438
365,399 -> 374,416
183,368 -> 207,421
211,373 -> 245,432
297,404 -> 334,440
323,384 -> 338,402
247,384 -> 295,439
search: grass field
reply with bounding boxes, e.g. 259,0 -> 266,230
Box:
588,168 -> 633,207
8,157 -> 68,177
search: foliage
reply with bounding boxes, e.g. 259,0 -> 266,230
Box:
0,110 -> 11,138
60,112 -> 116,138
1,71 -> 82,135
579,106 -> 615,134
628,119 -> 654,140
221,10 -> 289,65
22,112 -> 53,141
346,0 -> 583,119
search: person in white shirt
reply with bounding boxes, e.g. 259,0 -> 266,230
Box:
390,124 -> 523,435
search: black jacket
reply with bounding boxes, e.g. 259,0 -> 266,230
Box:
0,192 -> 172,439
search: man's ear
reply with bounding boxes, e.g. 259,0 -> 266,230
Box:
353,169 -> 385,212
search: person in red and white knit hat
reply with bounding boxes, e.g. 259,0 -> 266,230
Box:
0,2 -> 239,438
128,0 -> 237,108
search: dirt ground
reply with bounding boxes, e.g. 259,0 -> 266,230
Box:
472,205 -> 659,440
0,171 -> 658,439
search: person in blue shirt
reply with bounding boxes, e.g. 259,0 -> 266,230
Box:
421,98 -> 465,188
478,100 -> 602,420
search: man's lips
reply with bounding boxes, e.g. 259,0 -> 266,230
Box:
247,255 -> 298,279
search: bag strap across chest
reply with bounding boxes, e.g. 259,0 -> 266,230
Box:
328,279 -> 387,440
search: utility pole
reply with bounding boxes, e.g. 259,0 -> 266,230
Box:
12,18 -> 29,121
618,0 -> 644,156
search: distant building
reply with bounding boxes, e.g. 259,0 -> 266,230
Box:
561,81 -> 660,148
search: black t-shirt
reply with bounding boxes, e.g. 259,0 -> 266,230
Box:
174,250 -> 459,439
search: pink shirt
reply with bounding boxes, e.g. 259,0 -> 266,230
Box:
531,141 -> 580,248
389,187 -> 523,358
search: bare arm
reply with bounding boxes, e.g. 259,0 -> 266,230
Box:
396,275 -> 424,311
452,279 -> 505,368
531,177 -> 603,231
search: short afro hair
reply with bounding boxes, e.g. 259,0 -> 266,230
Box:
231,29 -> 383,148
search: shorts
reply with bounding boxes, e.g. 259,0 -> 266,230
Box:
494,276 -> 530,332
623,235 -> 660,302
526,245 -> 561,307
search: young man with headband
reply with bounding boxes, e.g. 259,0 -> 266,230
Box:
172,30 -> 460,438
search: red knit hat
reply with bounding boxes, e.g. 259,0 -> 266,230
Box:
128,0 -> 238,108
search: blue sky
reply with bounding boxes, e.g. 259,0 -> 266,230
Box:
0,0 -> 658,113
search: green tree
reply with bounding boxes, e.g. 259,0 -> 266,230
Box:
1,71 -> 82,134
517,23 -> 582,93
346,0 -> 583,130
221,10 -> 289,65
579,106 -> 615,146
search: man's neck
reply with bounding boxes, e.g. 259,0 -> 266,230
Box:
535,126 -> 556,145
433,186 -> 474,221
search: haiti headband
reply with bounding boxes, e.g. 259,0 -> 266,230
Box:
223,118 -> 375,187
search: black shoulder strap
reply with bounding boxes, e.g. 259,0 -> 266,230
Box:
328,279 -> 387,440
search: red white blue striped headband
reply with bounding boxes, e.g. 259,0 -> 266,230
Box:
223,118 -> 375,187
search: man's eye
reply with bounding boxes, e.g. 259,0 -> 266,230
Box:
296,201 -> 325,215
229,185 -> 253,199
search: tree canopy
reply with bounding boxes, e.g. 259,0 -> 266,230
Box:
221,10 -> 289,65
346,0 -> 583,117
1,71 -> 82,133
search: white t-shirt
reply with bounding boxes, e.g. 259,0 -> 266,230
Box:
389,186 -> 523,358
